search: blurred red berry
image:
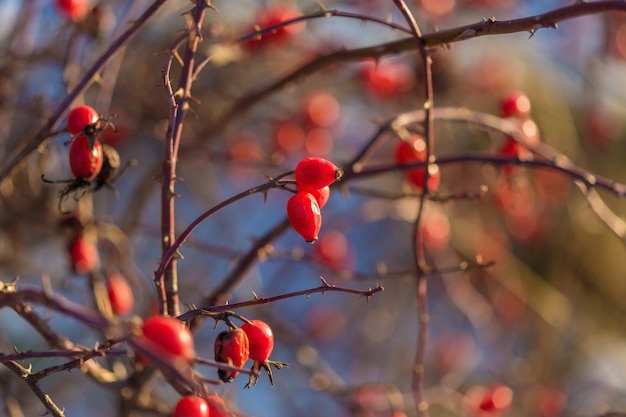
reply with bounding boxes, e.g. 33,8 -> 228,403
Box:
313,230 -> 354,269
360,60 -> 416,98
140,316 -> 195,363
394,135 -> 440,192
206,395 -> 229,417
68,232 -> 99,274
421,209 -> 451,253
478,384 -> 514,413
499,91 -> 531,118
304,92 -> 341,128
106,273 -> 134,316
244,5 -> 305,49
55,0 -> 89,21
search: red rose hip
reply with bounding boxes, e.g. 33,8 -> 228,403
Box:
69,135 -> 104,180
295,157 -> 343,190
67,105 -> 99,135
241,319 -> 274,363
140,315 -> 195,362
173,396 -> 209,417
287,191 -> 322,242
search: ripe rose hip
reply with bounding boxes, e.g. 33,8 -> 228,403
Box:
67,105 -> 99,135
173,396 -> 209,417
214,327 -> 250,382
141,316 -> 195,363
394,135 -> 440,192
295,157 -> 343,190
287,191 -> 322,243
106,272 -> 134,316
499,91 -> 531,118
69,136 -> 104,180
55,0 -> 89,21
241,319 -> 274,363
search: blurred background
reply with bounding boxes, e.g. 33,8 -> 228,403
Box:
1,0 -> 626,416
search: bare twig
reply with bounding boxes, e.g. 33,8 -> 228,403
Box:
3,361 -> 66,417
180,278 -> 383,321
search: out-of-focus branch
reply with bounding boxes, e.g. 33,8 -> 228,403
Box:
3,361 -> 66,417
195,1 -> 626,142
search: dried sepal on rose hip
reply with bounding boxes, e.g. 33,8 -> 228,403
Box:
287,191 -> 322,243
295,157 -> 343,190
139,315 -> 195,364
240,319 -> 289,388
214,327 -> 250,383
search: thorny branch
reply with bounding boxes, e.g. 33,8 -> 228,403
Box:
179,277 -> 384,321
194,1 -> 626,141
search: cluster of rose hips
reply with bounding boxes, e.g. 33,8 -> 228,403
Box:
287,157 -> 344,242
138,313 -> 288,394
214,318 -> 287,388
43,105 -> 130,212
